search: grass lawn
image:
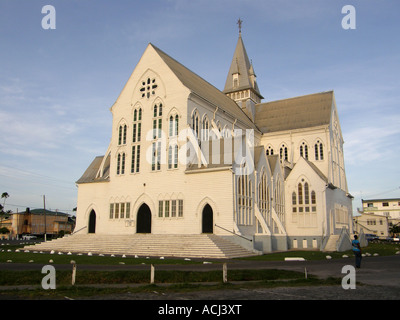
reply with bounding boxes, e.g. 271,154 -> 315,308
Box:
237,242 -> 400,261
0,241 -> 398,299
0,268 -> 342,299
0,244 -> 200,266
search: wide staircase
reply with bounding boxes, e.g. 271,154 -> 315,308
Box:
322,234 -> 340,252
23,234 -> 259,259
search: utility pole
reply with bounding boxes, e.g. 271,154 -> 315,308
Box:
43,195 -> 47,242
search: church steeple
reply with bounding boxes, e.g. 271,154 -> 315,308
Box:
223,19 -> 263,121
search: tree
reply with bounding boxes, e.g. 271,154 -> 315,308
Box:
1,192 -> 9,206
0,227 -> 10,234
389,223 -> 400,237
0,192 -> 11,229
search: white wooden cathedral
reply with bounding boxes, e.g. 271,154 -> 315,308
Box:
38,25 -> 354,257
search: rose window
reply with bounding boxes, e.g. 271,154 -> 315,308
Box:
140,78 -> 158,98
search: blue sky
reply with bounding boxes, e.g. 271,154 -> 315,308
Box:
0,0 -> 399,215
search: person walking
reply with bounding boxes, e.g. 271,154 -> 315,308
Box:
352,235 -> 362,268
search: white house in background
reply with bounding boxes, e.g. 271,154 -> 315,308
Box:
354,198 -> 400,239
74,29 -> 353,253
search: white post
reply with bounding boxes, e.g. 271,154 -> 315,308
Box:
150,264 -> 155,284
72,263 -> 77,286
223,263 -> 227,283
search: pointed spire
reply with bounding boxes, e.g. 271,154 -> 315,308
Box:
223,24 -> 263,102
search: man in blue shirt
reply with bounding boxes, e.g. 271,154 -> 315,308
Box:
352,235 -> 362,268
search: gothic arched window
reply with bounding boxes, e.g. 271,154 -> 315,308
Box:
300,141 -> 308,160
315,140 -> 324,161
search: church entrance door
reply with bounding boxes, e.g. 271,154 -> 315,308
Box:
88,210 -> 96,233
202,204 -> 213,233
137,203 -> 152,233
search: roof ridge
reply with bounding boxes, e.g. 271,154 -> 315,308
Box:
258,90 -> 334,106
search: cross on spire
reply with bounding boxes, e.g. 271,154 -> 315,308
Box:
237,18 -> 243,34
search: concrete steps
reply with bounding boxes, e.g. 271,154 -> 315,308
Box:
23,234 -> 258,259
322,234 -> 340,252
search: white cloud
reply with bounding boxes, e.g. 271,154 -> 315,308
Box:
344,114 -> 400,165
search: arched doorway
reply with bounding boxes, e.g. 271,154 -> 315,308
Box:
137,203 -> 151,233
202,204 -> 213,233
88,210 -> 96,233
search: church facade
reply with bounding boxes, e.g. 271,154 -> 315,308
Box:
75,31 -> 354,253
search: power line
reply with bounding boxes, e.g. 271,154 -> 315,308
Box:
4,202 -> 75,214
361,187 -> 400,199
0,165 -> 77,190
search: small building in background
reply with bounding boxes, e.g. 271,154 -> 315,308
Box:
2,208 -> 76,239
354,198 -> 400,239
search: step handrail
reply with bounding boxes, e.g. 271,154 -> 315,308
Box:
71,226 -> 87,235
214,224 -> 252,242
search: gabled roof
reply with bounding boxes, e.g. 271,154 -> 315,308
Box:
76,156 -> 109,184
150,44 -> 259,131
285,156 -> 328,184
255,91 -> 333,133
223,35 -> 262,98
304,159 -> 328,183
267,154 -> 279,173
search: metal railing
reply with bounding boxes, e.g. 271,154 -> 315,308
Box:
71,226 -> 87,235
214,224 -> 252,242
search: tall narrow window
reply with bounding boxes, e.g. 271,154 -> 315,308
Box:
165,200 -> 170,217
132,108 -> 142,143
174,145 -> 178,169
118,125 -> 127,145
157,141 -> 161,171
315,140 -> 324,161
121,153 -> 125,174
304,183 -> 309,205
168,144 -> 179,169
158,200 -> 163,218
117,153 -> 126,175
132,108 -> 142,173
298,183 -> 303,205
168,146 -> 173,169
118,126 -> 123,145
311,191 -> 316,211
175,115 -> 179,136
120,203 -> 125,219
117,153 -> 121,175
115,203 -> 119,219
169,114 -> 179,137
280,144 -> 288,161
178,200 -> 183,217
152,103 -> 163,171
169,116 -> 174,137
131,146 -> 141,173
192,110 -> 200,138
171,200 -> 177,217
202,116 -> 209,141
300,142 -> 308,160
123,125 -> 127,144
109,203 -> 114,219
126,202 -> 130,219
168,112 -> 179,170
